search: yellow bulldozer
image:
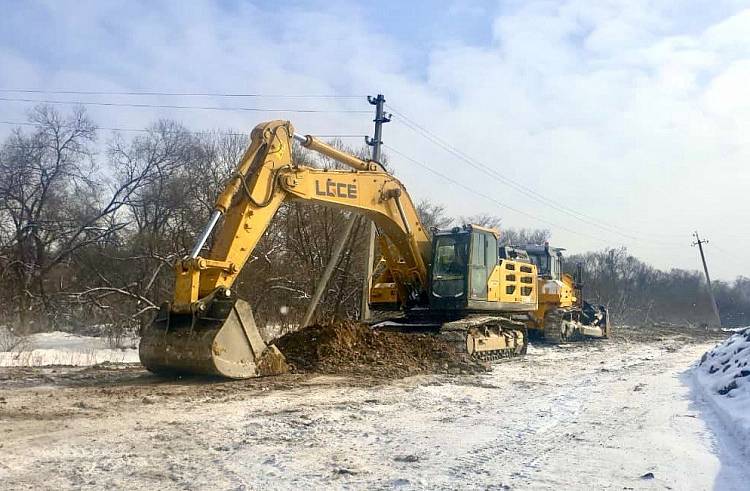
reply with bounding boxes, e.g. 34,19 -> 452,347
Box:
499,244 -> 610,342
139,120 -> 608,379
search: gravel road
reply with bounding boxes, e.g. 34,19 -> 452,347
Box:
1,328 -> 747,490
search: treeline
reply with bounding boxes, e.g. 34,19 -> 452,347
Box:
0,106 -> 373,338
565,248 -> 749,327
0,106 -> 746,339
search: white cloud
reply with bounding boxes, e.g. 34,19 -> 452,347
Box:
1,0 -> 748,279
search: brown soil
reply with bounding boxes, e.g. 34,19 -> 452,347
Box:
274,321 -> 488,378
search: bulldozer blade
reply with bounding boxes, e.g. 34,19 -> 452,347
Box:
139,298 -> 289,379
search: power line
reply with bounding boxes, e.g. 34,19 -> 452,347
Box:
0,120 -> 367,139
0,120 -> 247,137
710,232 -> 750,240
0,97 -> 370,114
388,108 -> 636,239
0,92 -> 688,248
0,88 -> 365,99
710,242 -> 748,269
386,143 -> 684,251
386,105 -> 682,246
384,143 -> 610,244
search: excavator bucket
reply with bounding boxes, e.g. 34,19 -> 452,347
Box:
139,295 -> 288,379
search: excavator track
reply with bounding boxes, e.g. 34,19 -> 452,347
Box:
376,315 -> 528,362
441,316 -> 528,361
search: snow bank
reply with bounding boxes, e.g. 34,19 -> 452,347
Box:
694,327 -> 750,455
722,325 -> 750,332
0,330 -> 139,367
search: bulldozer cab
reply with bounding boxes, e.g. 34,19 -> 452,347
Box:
523,243 -> 563,281
429,224 -> 499,309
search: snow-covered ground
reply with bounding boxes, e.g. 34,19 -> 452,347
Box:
1,334 -> 748,490
0,330 -> 138,367
693,327 -> 750,457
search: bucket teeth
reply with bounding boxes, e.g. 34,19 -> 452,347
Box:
139,297 -> 288,379
255,345 -> 290,377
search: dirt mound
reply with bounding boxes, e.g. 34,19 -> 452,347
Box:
274,321 -> 488,378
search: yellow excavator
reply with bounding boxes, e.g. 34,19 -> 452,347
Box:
139,120 -> 540,378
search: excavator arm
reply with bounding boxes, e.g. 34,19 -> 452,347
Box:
140,120 -> 432,378
175,120 -> 430,309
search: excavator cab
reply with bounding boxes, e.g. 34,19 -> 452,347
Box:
429,225 -> 537,313
429,227 -> 470,308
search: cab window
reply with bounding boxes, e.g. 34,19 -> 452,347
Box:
530,254 -> 550,275
433,236 -> 468,277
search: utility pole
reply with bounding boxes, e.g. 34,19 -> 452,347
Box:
692,231 -> 721,327
366,94 -> 390,162
301,94 -> 389,326
360,94 -> 391,321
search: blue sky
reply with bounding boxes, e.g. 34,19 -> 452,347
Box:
1,0 -> 749,279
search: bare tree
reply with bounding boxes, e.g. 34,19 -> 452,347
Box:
3,112 -> 748,336
67,122 -> 226,335
0,107 -> 189,332
461,213 -> 502,230
0,106 -> 124,330
499,228 -> 551,246
416,199 -> 453,234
